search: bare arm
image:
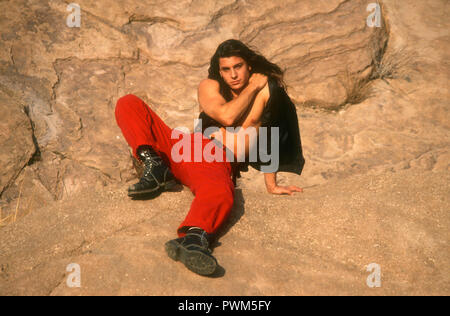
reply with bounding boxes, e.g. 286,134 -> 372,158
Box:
211,83 -> 270,161
198,74 -> 267,127
237,83 -> 269,129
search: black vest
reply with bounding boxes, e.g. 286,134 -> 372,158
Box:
197,78 -> 305,176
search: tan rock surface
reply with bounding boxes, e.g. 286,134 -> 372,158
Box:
0,90 -> 35,199
0,0 -> 449,295
0,169 -> 448,295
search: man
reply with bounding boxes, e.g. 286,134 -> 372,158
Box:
198,39 -> 305,195
114,39 -> 304,276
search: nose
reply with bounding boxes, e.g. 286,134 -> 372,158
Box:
231,69 -> 238,79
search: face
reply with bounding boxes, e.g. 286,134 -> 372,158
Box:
219,56 -> 252,92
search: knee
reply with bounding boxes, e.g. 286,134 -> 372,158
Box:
115,94 -> 141,114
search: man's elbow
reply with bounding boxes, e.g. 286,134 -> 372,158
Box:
221,115 -> 235,127
216,109 -> 235,127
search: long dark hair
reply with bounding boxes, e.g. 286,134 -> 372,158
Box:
208,39 -> 286,101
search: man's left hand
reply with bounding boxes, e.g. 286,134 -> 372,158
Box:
266,185 -> 303,195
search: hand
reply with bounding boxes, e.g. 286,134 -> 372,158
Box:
249,73 -> 268,91
266,185 -> 303,196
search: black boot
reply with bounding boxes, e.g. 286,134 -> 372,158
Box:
165,228 -> 218,276
128,145 -> 177,197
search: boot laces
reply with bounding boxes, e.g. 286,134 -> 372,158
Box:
186,230 -> 210,251
140,151 -> 163,177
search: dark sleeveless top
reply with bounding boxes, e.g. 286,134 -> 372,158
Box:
195,78 -> 305,176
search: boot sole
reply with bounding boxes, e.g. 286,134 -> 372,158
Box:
165,240 -> 217,276
128,179 -> 178,197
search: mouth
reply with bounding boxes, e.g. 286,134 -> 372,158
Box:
230,81 -> 240,86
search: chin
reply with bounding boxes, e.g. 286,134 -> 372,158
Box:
229,82 -> 245,91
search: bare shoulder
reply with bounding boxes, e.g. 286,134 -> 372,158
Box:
198,79 -> 225,112
198,78 -> 220,92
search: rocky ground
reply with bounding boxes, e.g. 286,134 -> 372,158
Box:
0,0 -> 449,295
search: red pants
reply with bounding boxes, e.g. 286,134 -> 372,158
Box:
115,94 -> 234,237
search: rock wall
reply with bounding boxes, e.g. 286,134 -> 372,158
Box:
0,91 -> 35,196
1,0 -> 448,224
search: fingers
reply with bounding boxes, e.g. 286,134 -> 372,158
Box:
251,73 -> 267,79
250,73 -> 268,90
278,187 -> 293,195
268,185 -> 304,196
288,186 -> 303,193
279,186 -> 303,195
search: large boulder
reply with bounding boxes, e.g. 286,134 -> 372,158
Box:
0,0 -> 389,204
122,0 -> 388,112
3,0 -> 446,209
0,90 -> 35,196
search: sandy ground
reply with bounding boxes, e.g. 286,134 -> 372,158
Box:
0,168 -> 448,295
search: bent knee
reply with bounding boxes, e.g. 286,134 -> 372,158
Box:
116,93 -> 141,106
115,94 -> 143,115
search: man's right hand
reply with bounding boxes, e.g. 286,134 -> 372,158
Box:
249,73 -> 268,91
